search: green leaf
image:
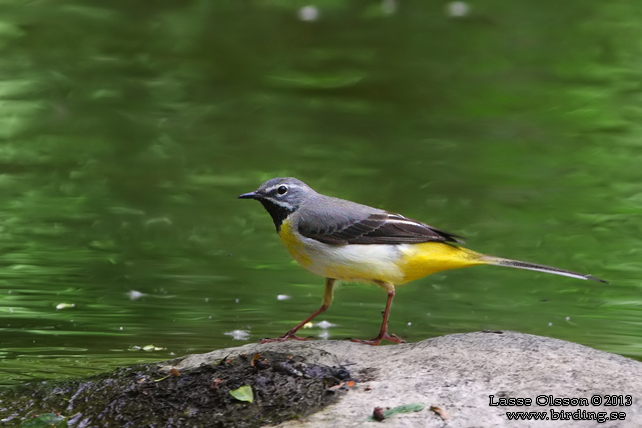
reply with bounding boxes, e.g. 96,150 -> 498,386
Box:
20,413 -> 68,427
385,403 -> 424,416
367,403 -> 424,421
229,385 -> 254,403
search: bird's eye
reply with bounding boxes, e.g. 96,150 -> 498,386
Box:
277,185 -> 288,195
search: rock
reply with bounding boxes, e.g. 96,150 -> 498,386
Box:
2,331 -> 639,427
165,331 -> 642,427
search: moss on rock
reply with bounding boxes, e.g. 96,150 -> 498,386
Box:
0,351 -> 350,427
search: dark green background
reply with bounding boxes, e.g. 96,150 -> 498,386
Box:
0,0 -> 639,384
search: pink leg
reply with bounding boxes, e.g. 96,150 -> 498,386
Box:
351,282 -> 405,346
261,278 -> 335,343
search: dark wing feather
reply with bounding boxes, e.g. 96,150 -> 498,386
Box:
299,212 -> 464,245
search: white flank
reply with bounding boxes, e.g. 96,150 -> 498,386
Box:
292,234 -> 404,283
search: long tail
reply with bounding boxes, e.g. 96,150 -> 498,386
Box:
479,255 -> 608,283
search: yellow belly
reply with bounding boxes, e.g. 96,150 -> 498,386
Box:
279,220 -> 486,284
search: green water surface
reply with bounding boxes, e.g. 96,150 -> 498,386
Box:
0,1 -> 640,385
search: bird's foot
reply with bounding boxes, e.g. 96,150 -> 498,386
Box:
349,333 -> 405,346
260,331 -> 313,344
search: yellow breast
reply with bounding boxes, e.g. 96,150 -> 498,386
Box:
278,219 -> 314,267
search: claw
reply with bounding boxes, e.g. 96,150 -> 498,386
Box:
350,333 -> 405,346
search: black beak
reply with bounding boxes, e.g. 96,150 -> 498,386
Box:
238,191 -> 259,200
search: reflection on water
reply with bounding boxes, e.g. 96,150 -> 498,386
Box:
0,1 -> 640,384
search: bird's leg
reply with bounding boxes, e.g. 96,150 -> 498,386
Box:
261,278 -> 335,343
351,282 -> 405,346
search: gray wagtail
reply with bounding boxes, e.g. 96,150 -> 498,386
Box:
239,177 -> 606,345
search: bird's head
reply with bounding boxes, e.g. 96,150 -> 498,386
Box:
239,177 -> 314,230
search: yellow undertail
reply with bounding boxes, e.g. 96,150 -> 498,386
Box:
398,242 -> 486,283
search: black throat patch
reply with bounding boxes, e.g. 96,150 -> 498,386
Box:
259,199 -> 294,232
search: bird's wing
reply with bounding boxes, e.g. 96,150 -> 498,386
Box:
298,212 -> 464,245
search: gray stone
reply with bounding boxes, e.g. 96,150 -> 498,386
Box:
165,331 -> 641,427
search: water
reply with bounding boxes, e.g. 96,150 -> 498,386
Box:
0,0 -> 640,385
